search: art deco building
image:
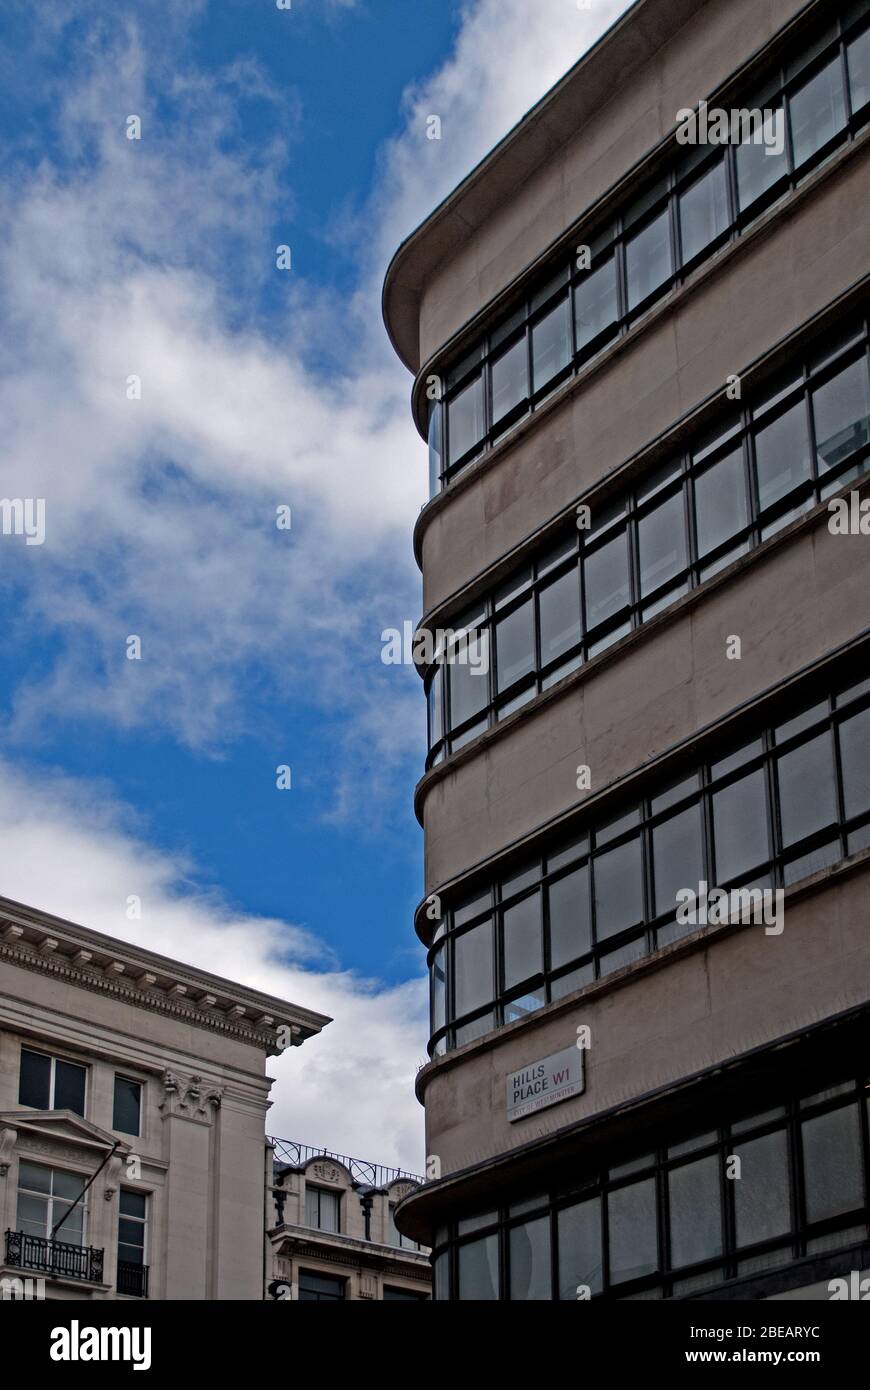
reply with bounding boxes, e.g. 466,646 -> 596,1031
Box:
265,1139 -> 431,1300
384,0 -> 870,1299
0,895 -> 329,1300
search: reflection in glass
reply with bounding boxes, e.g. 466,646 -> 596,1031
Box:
574,258 -> 618,352
679,160 -> 729,262
509,1217 -> 551,1300
669,1155 -> 723,1268
531,296 -> 571,392
502,893 -> 542,989
548,865 -> 592,969
454,921 -> 493,1017
840,706 -> 870,819
754,401 -> 811,510
584,531 -> 630,629
491,337 -> 528,425
496,600 -> 535,692
558,1199 -> 603,1298
694,448 -> 748,556
789,57 -> 847,168
626,210 -> 672,310
802,1104 -> 864,1223
447,375 -> 484,465
812,358 -> 870,471
638,491 -> 687,597
539,568 -> 582,664
608,1179 -> 658,1283
458,1234 -> 499,1300
734,1130 -> 791,1247
593,837 -> 643,940
776,733 -> 837,847
712,768 -> 769,882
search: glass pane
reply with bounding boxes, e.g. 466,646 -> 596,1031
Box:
812,358 -> 870,471
531,296 -> 571,392
574,257 -> 618,352
734,1130 -> 792,1247
608,1179 -> 658,1283
558,1198 -> 603,1298
638,491 -> 687,597
736,103 -> 787,209
18,1050 -> 50,1110
653,803 -> 704,916
112,1077 -> 141,1135
491,337 -> 528,425
802,1104 -> 865,1223
777,732 -> 837,846
626,210 -> 672,310
548,865 -> 592,969
713,768 -> 769,882
509,1217 -> 551,1300
458,1234 -> 499,1300
679,159 -> 729,263
448,634 -> 489,729
428,400 -> 442,495
17,1194 -> 48,1237
18,1160 -> 51,1194
599,936 -> 646,975
321,1190 -> 339,1233
454,887 -> 492,927
539,567 -> 582,664
669,1155 -> 722,1269
789,56 -> 847,168
454,921 -> 493,1018
448,375 -> 485,465
503,893 -> 542,989
427,670 -> 443,748
848,25 -> 870,111
118,1218 -> 145,1251
753,402 -> 811,510
431,945 -> 446,1034
694,448 -> 748,556
454,1012 -> 494,1047
119,1190 -> 147,1221
593,836 -> 643,941
496,599 -> 534,692
503,986 -> 546,1024
53,1169 -> 85,1202
840,706 -> 870,818
584,530 -> 630,629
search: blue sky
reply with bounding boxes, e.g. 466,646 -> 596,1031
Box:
0,0 -> 630,1170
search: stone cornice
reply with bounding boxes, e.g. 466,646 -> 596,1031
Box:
0,897 -> 330,1056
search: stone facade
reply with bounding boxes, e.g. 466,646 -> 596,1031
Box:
0,895 -> 330,1300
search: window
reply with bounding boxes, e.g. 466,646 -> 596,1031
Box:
625,210 -> 672,311
305,1185 -> 340,1233
789,55 -> 847,168
509,1216 -> 551,1300
388,1204 -> 420,1251
383,1286 -> 428,1300
574,258 -> 617,352
113,1077 -> 142,1136
427,664 -> 870,1055
17,1161 -> 86,1245
434,1071 -> 870,1299
679,159 -> 729,262
18,1049 -> 86,1117
424,11 -> 870,492
117,1190 -> 148,1297
298,1270 -> 345,1301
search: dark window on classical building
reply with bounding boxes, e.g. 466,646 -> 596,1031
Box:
112,1076 -> 142,1136
18,1048 -> 86,1117
298,1270 -> 345,1301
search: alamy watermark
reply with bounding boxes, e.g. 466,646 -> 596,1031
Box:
675,100 -> 785,156
0,497 -> 45,545
381,620 -> 488,675
676,880 -> 784,935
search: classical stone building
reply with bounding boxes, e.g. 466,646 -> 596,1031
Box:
265,1139 -> 431,1300
384,0 -> 870,1298
0,895 -> 329,1299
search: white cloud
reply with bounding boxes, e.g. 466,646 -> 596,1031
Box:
0,757 -> 428,1172
0,0 -> 633,1163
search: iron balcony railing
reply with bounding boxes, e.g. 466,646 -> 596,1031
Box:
5,1229 -> 104,1284
116,1259 -> 149,1298
268,1138 -> 422,1190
